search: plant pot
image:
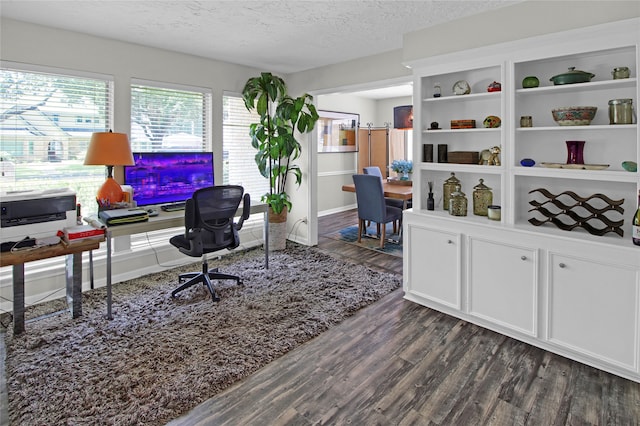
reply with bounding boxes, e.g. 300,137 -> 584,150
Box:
268,207 -> 287,251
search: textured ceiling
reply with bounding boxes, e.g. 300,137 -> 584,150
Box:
1,0 -> 519,74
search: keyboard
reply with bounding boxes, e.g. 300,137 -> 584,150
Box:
160,202 -> 186,212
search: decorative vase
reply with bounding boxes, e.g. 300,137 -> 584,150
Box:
400,172 -> 409,181
442,172 -> 460,211
565,140 -> 585,164
267,207 -> 287,251
522,76 -> 540,88
449,184 -> 468,217
472,178 -> 493,216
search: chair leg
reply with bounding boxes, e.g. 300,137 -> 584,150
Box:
357,219 -> 364,243
208,271 -> 243,286
380,224 -> 386,249
202,274 -> 220,302
172,273 -> 206,297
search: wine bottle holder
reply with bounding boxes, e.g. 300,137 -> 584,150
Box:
528,188 -> 625,237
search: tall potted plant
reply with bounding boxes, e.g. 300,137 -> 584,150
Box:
242,72 -> 319,250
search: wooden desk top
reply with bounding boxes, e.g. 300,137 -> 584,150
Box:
0,238 -> 103,267
341,182 -> 413,200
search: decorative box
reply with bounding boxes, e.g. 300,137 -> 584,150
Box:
450,119 -> 476,129
448,151 -> 480,164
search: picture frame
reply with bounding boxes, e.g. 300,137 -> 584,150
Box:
317,110 -> 359,153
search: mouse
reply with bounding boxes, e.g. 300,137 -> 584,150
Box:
146,208 -> 159,217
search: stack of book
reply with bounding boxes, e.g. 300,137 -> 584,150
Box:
60,225 -> 105,244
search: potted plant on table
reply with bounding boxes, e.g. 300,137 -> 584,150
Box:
242,72 -> 319,250
391,159 -> 413,181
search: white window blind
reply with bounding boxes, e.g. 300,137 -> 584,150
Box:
222,93 -> 269,201
0,64 -> 113,215
130,80 -> 211,152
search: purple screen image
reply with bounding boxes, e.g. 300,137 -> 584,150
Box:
124,152 -> 214,207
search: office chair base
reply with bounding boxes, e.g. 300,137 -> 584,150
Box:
171,263 -> 242,302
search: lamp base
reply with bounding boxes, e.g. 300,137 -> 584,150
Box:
97,176 -> 124,209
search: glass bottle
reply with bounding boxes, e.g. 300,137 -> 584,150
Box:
472,178 -> 493,216
449,184 -> 467,217
633,189 -> 640,246
442,172 -> 460,211
426,181 -> 435,211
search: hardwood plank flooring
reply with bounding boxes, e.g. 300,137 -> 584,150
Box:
167,209 -> 640,426
2,210 -> 640,425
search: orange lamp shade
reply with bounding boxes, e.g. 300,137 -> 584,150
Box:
84,132 -> 134,166
84,131 -> 135,208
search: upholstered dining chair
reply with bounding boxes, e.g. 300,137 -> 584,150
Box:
352,174 -> 403,249
169,185 -> 250,302
363,165 -> 404,230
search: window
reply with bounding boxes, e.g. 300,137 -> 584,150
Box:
0,64 -> 112,215
222,93 -> 269,200
130,80 -> 211,152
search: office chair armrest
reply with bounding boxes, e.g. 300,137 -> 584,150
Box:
236,193 -> 250,231
184,198 -> 196,235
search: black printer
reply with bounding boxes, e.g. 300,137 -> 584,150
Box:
0,188 -> 77,243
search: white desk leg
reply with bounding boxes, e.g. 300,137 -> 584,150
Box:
264,210 -> 269,270
106,229 -> 113,320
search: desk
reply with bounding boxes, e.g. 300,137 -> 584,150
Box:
341,182 -> 413,208
0,238 -> 102,334
102,203 -> 268,319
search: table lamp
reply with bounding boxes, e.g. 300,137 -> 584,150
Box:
84,130 -> 134,209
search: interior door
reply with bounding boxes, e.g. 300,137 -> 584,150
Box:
357,128 -> 388,177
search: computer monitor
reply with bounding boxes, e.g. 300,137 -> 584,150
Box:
124,152 -> 214,207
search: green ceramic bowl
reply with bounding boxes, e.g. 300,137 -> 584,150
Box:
622,161 -> 637,172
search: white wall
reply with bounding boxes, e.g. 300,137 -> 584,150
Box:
402,1 -> 640,64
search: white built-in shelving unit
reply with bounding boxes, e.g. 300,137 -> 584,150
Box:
403,18 -> 640,382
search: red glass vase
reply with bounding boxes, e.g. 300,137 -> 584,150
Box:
566,140 -> 585,164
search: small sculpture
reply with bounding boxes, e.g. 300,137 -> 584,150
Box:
479,149 -> 491,165
487,146 -> 501,166
487,81 -> 502,92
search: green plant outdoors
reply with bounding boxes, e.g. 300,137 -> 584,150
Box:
242,72 -> 319,215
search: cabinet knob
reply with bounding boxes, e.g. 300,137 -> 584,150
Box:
447,239 -> 453,244
520,256 -> 527,261
559,263 -> 566,268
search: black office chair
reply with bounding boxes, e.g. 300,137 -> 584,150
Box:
169,185 -> 250,302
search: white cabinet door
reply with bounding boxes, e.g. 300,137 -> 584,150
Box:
406,224 -> 461,309
548,253 -> 639,371
468,237 -> 538,336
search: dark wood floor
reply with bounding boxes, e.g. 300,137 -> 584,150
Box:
167,209 -> 640,426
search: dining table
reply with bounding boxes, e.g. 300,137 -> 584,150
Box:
341,181 -> 413,209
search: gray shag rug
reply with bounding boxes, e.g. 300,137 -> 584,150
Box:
4,243 -> 401,425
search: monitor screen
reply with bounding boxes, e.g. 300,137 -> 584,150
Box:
124,152 -> 214,207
